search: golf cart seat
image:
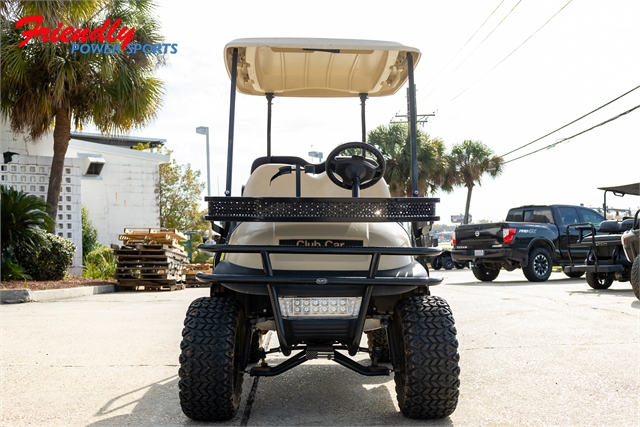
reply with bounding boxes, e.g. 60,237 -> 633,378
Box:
598,219 -> 634,233
243,161 -> 390,198
250,156 -> 310,173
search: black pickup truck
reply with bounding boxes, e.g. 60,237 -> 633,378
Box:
450,205 -> 605,282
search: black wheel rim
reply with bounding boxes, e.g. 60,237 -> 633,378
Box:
533,253 -> 548,277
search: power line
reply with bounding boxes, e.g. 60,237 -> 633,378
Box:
419,0 -> 520,106
503,104 -> 640,164
436,0 -> 573,111
421,0 -> 506,95
500,84 -> 640,157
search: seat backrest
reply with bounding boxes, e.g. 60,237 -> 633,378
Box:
250,156 -> 310,174
598,220 -> 620,233
243,163 -> 390,198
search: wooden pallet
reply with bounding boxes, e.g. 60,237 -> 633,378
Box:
116,279 -> 185,291
118,228 -> 188,247
115,243 -> 188,291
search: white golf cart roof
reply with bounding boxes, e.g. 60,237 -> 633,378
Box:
224,38 -> 421,97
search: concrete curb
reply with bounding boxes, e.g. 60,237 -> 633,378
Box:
0,284 -> 116,304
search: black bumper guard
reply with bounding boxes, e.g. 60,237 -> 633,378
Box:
196,244 -> 442,357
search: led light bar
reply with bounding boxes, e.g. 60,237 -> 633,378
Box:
279,297 -> 362,318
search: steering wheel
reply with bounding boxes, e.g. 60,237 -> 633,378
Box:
325,142 -> 386,190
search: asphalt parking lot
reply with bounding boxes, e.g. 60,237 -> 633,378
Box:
1,268 -> 638,427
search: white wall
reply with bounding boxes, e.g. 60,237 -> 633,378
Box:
65,140 -> 169,247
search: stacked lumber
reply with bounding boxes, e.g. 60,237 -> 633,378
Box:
115,228 -> 188,291
118,228 -> 187,249
183,263 -> 213,287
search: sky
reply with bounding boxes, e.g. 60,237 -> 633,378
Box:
124,0 -> 640,223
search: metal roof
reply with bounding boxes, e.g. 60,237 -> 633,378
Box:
70,132 -> 166,149
224,38 -> 421,97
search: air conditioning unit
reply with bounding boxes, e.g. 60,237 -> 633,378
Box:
81,156 -> 105,176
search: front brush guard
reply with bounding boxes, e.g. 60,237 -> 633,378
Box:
197,244 -> 442,357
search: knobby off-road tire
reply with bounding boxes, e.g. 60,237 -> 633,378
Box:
248,330 -> 261,363
179,297 -> 247,421
442,256 -> 455,270
391,296 -> 460,419
585,272 -> 614,289
631,254 -> 640,300
471,264 -> 500,281
366,328 -> 391,363
522,247 -> 552,282
430,256 -> 443,270
563,271 -> 585,279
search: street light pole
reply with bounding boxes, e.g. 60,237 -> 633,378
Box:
195,126 -> 211,196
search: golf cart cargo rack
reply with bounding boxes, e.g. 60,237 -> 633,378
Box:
204,196 -> 439,223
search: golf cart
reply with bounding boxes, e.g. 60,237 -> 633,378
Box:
178,38 -> 460,421
564,183 -> 639,294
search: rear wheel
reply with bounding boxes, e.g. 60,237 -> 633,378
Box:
631,255 -> 640,300
563,271 -> 585,279
522,247 -> 552,282
454,261 -> 468,269
442,256 -> 454,270
430,256 -> 442,270
179,297 -> 246,421
366,328 -> 390,363
471,264 -> 500,281
585,272 -> 614,289
391,296 -> 460,419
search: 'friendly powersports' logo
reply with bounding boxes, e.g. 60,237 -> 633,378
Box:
16,15 -> 178,55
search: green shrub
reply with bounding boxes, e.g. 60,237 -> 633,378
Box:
0,254 -> 32,281
81,206 -> 100,260
15,230 -> 76,281
83,247 -> 116,279
1,185 -> 54,256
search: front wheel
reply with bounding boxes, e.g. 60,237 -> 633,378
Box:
430,256 -> 442,270
471,264 -> 500,281
391,296 -> 460,419
179,297 -> 246,421
631,254 -> 640,300
586,272 -> 614,289
522,247 -> 552,282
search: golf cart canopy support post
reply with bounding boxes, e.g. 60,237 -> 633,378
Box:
266,93 -> 274,158
407,52 -> 418,198
225,47 -> 238,197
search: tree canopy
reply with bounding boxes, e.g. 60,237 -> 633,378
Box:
157,148 -> 208,232
448,140 -> 504,224
367,123 -> 451,197
1,0 -> 165,220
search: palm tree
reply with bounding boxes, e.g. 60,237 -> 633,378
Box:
1,0 -> 165,220
367,123 -> 452,196
1,185 -> 55,256
448,140 -> 504,224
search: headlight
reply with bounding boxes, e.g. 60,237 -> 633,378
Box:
278,297 -> 361,318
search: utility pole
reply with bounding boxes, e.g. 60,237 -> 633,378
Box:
390,86 -> 435,126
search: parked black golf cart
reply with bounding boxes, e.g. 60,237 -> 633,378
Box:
564,183 -> 639,292
178,38 -> 459,422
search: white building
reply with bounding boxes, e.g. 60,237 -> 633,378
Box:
1,122 -> 169,275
